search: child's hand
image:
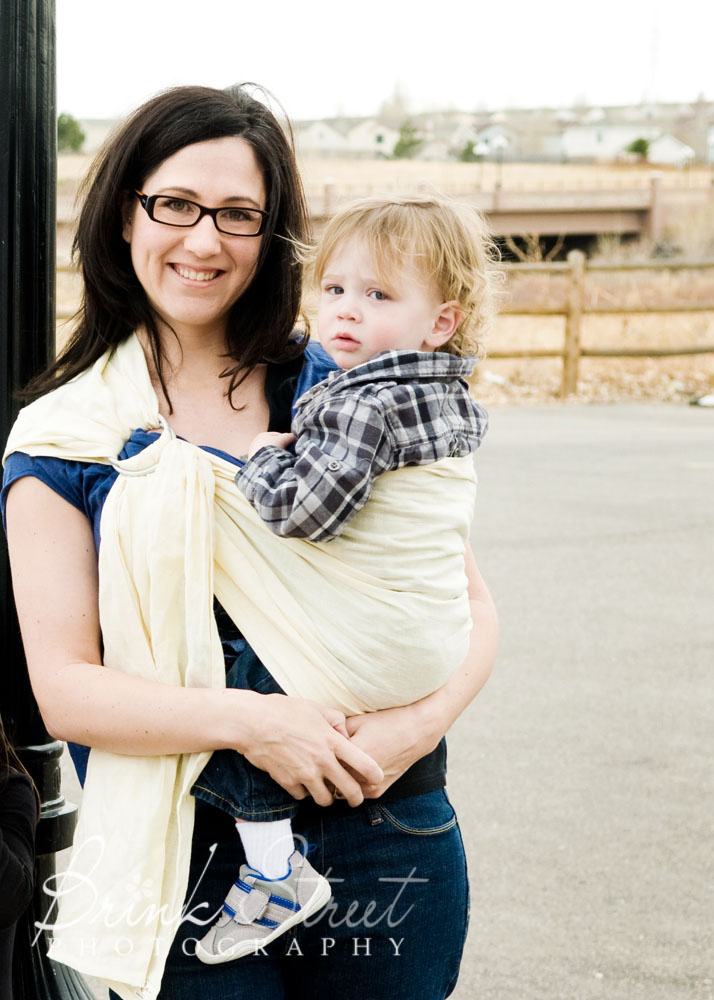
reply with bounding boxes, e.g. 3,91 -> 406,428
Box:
247,432 -> 296,459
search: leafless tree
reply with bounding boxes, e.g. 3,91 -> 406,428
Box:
504,232 -> 566,263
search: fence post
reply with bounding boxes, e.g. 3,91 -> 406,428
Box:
646,172 -> 663,244
561,249 -> 586,397
323,180 -> 336,217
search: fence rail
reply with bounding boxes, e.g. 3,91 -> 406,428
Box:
55,255 -> 714,396
496,253 -> 714,394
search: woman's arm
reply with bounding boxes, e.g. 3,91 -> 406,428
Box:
5,476 -> 382,806
346,544 -> 498,798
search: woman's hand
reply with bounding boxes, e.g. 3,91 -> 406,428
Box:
345,700 -> 444,799
238,692 -> 383,808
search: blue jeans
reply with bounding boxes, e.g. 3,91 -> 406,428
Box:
148,648 -> 471,997
192,644 -> 300,820
109,789 -> 470,999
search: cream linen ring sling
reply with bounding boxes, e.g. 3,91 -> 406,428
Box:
3,332 -> 476,999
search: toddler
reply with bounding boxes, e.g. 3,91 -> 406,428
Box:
194,196 -> 497,965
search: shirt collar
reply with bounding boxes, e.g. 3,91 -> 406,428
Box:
319,349 -> 475,393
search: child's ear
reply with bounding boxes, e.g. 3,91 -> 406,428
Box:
424,302 -> 463,350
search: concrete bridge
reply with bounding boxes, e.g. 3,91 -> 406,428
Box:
57,173 -> 713,259
309,174 -> 712,241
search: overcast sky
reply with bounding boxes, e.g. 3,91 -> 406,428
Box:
58,0 -> 713,121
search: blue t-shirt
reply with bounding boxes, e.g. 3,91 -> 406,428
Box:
1,340 -> 337,782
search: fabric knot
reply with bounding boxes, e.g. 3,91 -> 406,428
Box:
109,415 -> 175,477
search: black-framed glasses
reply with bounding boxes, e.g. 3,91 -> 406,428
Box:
134,191 -> 267,237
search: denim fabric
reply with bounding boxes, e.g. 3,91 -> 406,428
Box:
290,339 -> 337,415
110,789 -> 469,1000
192,645 -> 301,820
193,634 -> 449,823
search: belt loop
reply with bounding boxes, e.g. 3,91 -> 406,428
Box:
365,804 -> 383,826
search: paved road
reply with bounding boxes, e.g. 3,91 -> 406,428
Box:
59,403 -> 713,999
449,403 -> 714,1000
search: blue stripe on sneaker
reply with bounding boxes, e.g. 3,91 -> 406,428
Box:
255,916 -> 280,929
268,894 -> 301,912
223,903 -> 236,918
236,879 -> 253,893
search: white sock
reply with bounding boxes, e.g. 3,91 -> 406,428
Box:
235,818 -> 294,879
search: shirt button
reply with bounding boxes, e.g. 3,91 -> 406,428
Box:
327,459 -> 341,471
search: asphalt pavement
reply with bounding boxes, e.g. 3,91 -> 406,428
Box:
449,402 -> 714,1000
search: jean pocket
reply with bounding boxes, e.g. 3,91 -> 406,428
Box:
375,789 -> 457,836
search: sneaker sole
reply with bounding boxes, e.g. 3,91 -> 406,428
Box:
195,875 -> 333,965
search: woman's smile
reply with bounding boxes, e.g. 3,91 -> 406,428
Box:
124,136 -> 265,342
170,263 -> 225,284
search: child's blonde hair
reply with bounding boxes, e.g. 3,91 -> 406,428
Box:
308,195 -> 501,357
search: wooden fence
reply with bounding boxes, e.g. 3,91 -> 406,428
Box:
56,255 -> 714,396
495,253 -> 714,395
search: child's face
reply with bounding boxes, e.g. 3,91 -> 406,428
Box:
317,238 -> 449,369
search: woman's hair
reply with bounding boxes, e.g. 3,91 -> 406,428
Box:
0,713 -> 40,815
308,195 -> 501,358
23,84 -> 310,407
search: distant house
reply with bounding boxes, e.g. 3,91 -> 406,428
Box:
562,125 -> 659,162
582,107 -> 606,124
447,121 -> 480,152
555,108 -> 578,125
622,105 -> 648,123
562,125 -> 694,165
540,133 -> 567,161
647,134 -> 695,167
418,139 -> 452,161
344,119 -> 399,158
295,120 -> 347,157
287,100 -> 714,164
413,117 -> 481,160
473,124 -> 516,160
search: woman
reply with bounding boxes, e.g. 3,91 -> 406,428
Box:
2,85 -> 498,999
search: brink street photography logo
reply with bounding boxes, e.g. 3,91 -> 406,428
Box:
35,835 -> 429,960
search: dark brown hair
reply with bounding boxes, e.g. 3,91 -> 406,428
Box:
0,713 -> 40,816
23,84 -> 310,408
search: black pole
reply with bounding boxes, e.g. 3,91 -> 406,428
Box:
0,2 -> 92,996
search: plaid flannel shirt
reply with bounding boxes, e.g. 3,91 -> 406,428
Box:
236,349 -> 488,541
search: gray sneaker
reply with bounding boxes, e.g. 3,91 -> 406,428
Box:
195,850 -> 332,964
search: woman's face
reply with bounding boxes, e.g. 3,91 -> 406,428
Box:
123,136 -> 266,343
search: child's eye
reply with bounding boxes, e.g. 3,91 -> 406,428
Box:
368,289 -> 388,301
324,284 -> 344,295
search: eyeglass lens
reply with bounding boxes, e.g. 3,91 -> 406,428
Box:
151,196 -> 263,235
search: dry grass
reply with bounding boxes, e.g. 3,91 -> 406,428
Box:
473,354 -> 714,405
478,317 -> 714,405
482,263 -> 714,402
